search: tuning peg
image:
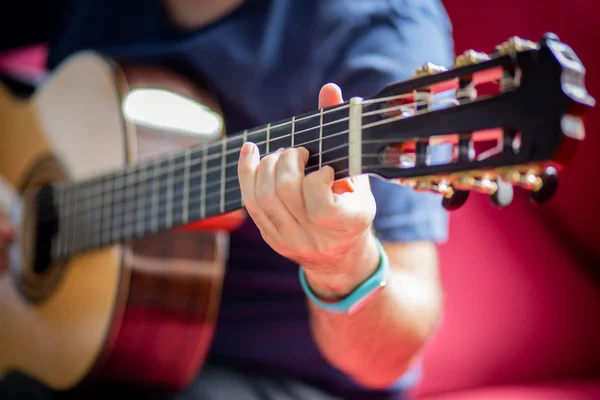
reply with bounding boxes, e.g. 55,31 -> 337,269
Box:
490,178 -> 514,208
453,175 -> 514,208
410,179 -> 469,211
415,62 -> 447,77
529,167 -> 559,203
441,188 -> 470,211
495,36 -> 539,56
454,49 -> 491,67
503,166 -> 559,203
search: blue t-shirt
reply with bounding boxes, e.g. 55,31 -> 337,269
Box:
20,0 -> 454,397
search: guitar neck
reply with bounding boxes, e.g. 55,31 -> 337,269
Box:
48,102 -> 354,259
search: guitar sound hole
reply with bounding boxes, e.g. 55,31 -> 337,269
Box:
32,186 -> 59,275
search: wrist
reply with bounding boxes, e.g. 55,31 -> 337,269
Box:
302,232 -> 381,300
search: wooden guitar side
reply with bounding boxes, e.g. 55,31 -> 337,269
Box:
0,52 -> 233,390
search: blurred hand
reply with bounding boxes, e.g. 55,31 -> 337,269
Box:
237,83 -> 377,274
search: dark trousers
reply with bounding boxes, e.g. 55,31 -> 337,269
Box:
0,363 -> 345,400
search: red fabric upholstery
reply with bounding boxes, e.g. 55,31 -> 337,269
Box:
419,380 -> 600,400
416,0 -> 600,397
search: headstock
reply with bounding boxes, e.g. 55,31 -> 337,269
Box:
359,33 -> 595,210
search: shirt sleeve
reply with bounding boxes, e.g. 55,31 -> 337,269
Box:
310,0 -> 455,243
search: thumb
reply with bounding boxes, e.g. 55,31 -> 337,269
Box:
318,83 -> 344,109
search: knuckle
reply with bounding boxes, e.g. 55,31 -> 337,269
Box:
275,172 -> 298,197
254,186 -> 278,206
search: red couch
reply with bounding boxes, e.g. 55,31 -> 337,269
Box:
1,3 -> 599,398
416,1 -> 600,398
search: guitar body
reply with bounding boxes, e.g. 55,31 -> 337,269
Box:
0,52 -> 238,390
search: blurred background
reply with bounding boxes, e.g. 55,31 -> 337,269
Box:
1,1 -> 599,399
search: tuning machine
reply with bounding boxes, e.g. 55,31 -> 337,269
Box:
494,36 -> 539,56
454,174 -> 514,208
503,166 -> 559,203
453,49 -> 491,67
415,62 -> 448,77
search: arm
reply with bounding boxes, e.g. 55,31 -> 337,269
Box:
305,224 -> 443,388
238,0 -> 454,389
304,2 -> 454,387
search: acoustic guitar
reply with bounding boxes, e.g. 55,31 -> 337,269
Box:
0,33 -> 595,391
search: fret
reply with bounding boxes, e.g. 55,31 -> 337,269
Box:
266,123 -> 271,154
123,168 -> 138,239
201,143 -> 208,218
204,139 -> 224,216
319,108 -> 324,168
56,188 -> 66,258
291,116 -> 295,146
91,180 -> 103,248
225,134 -> 245,212
220,139 -> 226,213
170,153 -> 187,227
242,129 -> 248,144
111,173 -> 125,243
155,158 -> 171,230
317,105 -> 352,180
186,145 -> 205,222
80,182 -> 93,251
269,119 -> 293,149
183,149 -> 191,224
67,186 -> 75,254
166,156 -> 175,228
294,111 -> 321,168
151,160 -> 160,232
136,162 -> 147,237
101,176 -> 113,246
249,125 -> 268,155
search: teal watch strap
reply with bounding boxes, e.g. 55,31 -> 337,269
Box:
298,238 -> 389,314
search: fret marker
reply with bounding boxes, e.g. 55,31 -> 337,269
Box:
349,97 -> 364,176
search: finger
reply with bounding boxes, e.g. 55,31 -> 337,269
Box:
275,147 -> 310,224
318,83 -> 344,109
238,142 -> 262,218
332,178 -> 356,195
254,148 -> 299,232
302,165 -> 342,230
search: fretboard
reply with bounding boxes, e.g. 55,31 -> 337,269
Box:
48,103 -> 353,260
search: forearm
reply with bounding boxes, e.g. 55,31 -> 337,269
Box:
303,233 -> 443,389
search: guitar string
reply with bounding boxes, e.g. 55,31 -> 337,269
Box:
39,94 -> 464,240
46,93 -> 470,251
61,142 -> 498,255
56,140 -> 469,246
38,94 -> 456,212
36,88 -> 459,205
38,99 -> 459,234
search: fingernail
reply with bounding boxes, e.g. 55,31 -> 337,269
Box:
276,147 -> 285,154
241,142 -> 254,157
